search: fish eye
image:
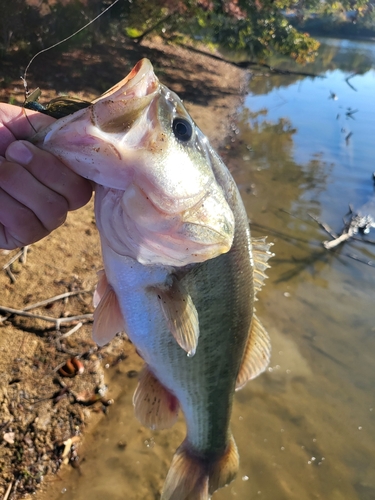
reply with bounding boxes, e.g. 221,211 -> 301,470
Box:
172,118 -> 193,142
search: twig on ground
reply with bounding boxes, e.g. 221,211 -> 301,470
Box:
23,289 -> 92,311
3,481 -> 13,500
2,249 -> 24,270
5,267 -> 16,284
2,246 -> 31,282
20,246 -> 29,264
59,322 -> 84,339
0,305 -> 93,330
9,478 -> 19,500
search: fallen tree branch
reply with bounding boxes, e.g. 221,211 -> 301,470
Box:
174,42 -> 326,79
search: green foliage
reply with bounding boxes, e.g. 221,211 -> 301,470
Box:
1,0 -> 373,66
0,0 -> 42,56
201,9 -> 320,64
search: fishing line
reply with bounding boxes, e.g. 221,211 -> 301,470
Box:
22,0 -> 122,130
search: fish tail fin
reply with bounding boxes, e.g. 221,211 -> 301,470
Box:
161,435 -> 239,500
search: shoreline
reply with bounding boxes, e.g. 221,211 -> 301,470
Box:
0,37 -> 248,499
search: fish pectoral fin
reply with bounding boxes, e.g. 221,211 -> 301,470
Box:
161,435 -> 239,500
154,278 -> 199,357
133,366 -> 179,430
236,314 -> 271,390
92,282 -> 125,346
93,269 -> 107,307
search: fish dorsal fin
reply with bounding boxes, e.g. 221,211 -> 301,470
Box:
154,277 -> 199,357
92,276 -> 125,346
236,314 -> 271,390
133,365 -> 180,430
252,236 -> 274,299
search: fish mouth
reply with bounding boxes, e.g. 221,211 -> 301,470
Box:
92,59 -> 159,103
89,59 -> 160,135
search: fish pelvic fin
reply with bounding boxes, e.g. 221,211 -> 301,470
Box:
236,314 -> 271,390
153,277 -> 199,357
252,236 -> 274,299
161,435 -> 239,500
92,270 -> 125,346
133,365 -> 179,430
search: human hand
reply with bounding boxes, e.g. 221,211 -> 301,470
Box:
0,103 -> 92,249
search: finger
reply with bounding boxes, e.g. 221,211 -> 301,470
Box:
0,187 -> 50,249
0,104 -> 55,155
6,141 -> 92,210
0,159 -> 68,232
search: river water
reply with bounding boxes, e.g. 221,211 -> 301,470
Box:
46,38 -> 375,500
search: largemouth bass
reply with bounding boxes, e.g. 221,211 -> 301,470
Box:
32,59 -> 272,499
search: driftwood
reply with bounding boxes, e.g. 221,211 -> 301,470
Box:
310,199 -> 375,250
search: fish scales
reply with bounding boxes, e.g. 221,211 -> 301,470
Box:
31,58 -> 272,499
171,159 -> 254,455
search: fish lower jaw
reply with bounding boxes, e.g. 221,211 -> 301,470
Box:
134,243 -> 230,267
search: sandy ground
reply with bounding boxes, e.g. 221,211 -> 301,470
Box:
0,36 -> 247,499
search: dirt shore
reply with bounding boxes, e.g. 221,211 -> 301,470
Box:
0,36 -> 247,499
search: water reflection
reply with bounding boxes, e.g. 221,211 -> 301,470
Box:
216,36 -> 375,500
249,37 -> 375,98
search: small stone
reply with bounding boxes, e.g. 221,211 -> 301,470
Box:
3,432 -> 15,444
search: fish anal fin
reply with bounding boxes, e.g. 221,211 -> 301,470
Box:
153,277 -> 199,356
161,435 -> 239,500
133,366 -> 179,430
92,282 -> 125,346
252,236 -> 274,298
236,314 -> 271,390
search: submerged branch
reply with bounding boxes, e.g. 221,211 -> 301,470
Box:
308,213 -> 338,239
346,253 -> 375,267
345,73 -> 358,92
323,232 -> 351,249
